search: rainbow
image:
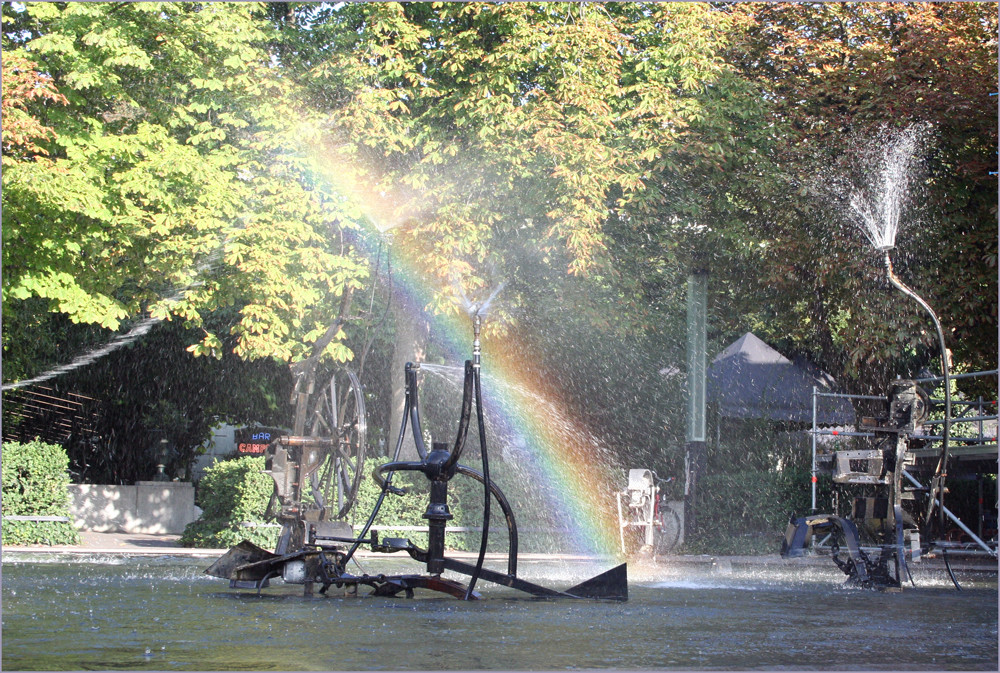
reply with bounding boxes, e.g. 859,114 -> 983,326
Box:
294,129 -> 623,558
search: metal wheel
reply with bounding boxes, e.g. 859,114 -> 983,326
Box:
308,368 -> 367,520
655,503 -> 682,555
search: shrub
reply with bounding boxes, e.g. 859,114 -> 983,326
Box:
350,457 -> 484,551
2,440 -> 80,546
180,456 -> 279,549
684,467 -> 829,555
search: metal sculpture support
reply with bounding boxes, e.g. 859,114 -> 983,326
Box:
207,314 -> 628,601
781,377 -> 987,590
262,368 -> 368,556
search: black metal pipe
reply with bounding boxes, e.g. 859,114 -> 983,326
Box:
342,370 -> 413,568
465,365 -> 492,599
942,549 -> 963,591
425,479 -> 451,574
406,363 -> 428,460
455,464 -> 517,577
444,360 -> 475,475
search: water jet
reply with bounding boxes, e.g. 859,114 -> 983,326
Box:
783,125 -> 996,589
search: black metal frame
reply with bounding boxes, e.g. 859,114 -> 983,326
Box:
207,326 -> 628,602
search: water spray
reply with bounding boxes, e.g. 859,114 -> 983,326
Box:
882,250 -> 952,531
3,247 -> 225,391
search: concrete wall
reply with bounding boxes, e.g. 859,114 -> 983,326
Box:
69,482 -> 201,535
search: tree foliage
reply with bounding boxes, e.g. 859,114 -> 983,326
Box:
2,2 -> 370,370
719,2 -> 997,392
293,2 -> 761,306
2,2 -> 994,487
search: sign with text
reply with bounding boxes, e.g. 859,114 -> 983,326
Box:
234,427 -> 282,455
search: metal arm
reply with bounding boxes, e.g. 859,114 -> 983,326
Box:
884,252 -> 951,531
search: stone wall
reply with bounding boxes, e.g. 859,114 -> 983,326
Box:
68,482 -> 201,535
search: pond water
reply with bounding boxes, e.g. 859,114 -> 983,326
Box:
2,554 -> 996,670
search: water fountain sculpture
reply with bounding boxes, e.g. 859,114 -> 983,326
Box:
781,378 -> 931,589
206,308 -> 628,601
781,125 -> 997,589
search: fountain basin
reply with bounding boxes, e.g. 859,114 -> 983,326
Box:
2,552 -> 995,670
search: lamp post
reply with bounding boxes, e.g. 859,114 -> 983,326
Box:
153,437 -> 171,482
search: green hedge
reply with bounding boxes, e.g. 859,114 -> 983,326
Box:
2,440 -> 80,546
180,456 -> 280,549
180,453 -> 512,553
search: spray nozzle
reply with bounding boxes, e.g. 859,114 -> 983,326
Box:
472,314 -> 482,368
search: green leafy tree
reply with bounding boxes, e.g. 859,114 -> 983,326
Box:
2,2 -> 371,378
291,2 -> 764,301
720,2 -> 997,393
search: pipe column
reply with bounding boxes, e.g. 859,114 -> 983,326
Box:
685,271 -> 708,532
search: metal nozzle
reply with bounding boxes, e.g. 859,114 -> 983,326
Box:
472,314 -> 482,368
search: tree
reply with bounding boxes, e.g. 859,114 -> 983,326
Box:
2,2 -> 372,379
718,2 -> 997,393
2,2 -> 381,479
273,1 -> 775,467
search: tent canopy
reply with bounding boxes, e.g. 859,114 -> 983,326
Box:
707,332 -> 854,425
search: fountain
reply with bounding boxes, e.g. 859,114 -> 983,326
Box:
204,298 -> 628,601
781,125 -> 996,589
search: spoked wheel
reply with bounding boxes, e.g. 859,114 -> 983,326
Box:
655,502 -> 682,556
307,368 -> 367,520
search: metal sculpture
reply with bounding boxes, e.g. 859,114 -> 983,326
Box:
782,377 -> 997,590
207,312 -> 628,601
261,368 -> 367,555
781,379 -> 929,589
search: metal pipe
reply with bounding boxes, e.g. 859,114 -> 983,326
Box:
342,380 -> 412,568
884,251 -> 951,531
923,415 -> 996,426
813,392 -> 890,401
913,369 -> 998,383
455,465 -> 518,576
902,471 -> 995,556
464,362 -> 491,599
811,386 -> 818,512
406,363 -> 428,460
444,360 -> 474,474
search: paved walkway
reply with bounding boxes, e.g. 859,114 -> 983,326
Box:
4,531 -> 227,556
4,532 -> 996,577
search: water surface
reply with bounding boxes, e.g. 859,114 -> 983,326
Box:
2,555 -> 996,670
